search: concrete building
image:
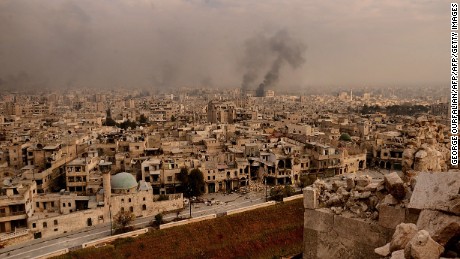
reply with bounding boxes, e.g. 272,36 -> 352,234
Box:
207,101 -> 236,124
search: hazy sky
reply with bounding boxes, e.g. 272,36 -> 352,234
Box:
0,0 -> 450,91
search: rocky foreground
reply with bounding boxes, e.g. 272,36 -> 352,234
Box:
305,171 -> 460,259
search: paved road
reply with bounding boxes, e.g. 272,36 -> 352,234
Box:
0,192 -> 267,259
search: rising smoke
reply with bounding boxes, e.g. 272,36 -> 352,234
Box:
241,30 -> 306,97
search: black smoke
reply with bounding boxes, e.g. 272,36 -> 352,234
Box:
241,30 -> 306,97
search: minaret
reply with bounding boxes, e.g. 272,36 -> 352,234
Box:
100,161 -> 112,206
103,170 -> 111,206
350,90 -> 353,101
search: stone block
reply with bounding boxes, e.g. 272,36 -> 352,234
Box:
303,228 -> 318,259
333,214 -> 391,247
374,243 -> 391,257
304,209 -> 334,232
390,249 -> 405,259
390,223 -> 418,252
404,230 -> 444,259
378,204 -> 406,229
409,171 -> 460,214
384,172 -> 406,200
381,194 -> 399,206
364,181 -> 382,192
332,180 -> 347,192
355,175 -> 371,188
346,175 -> 355,191
416,209 -> 460,246
303,187 -> 317,209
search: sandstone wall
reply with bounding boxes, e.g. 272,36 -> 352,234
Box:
303,209 -> 393,259
302,173 -> 418,259
29,207 -> 107,239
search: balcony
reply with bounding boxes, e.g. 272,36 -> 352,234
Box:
0,211 -> 27,222
67,171 -> 88,176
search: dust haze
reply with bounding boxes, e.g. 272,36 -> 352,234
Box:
0,0 -> 451,91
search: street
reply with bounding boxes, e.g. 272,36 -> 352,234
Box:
0,192 -> 267,259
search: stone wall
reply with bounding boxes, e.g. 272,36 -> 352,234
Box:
29,207 -> 107,239
1,231 -> 33,247
302,172 -> 418,259
303,209 -> 393,259
146,196 -> 183,216
28,195 -> 183,239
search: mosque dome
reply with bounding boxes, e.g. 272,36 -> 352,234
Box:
110,172 -> 137,190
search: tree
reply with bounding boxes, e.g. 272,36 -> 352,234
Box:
339,133 -> 352,142
298,175 -> 315,188
113,210 -> 135,233
283,185 -> 295,197
106,108 -> 112,118
139,114 -> 148,124
188,169 -> 205,197
178,167 -> 205,197
119,119 -> 137,130
154,213 -> 163,225
104,109 -> 117,126
104,117 -> 117,126
270,186 -> 284,201
270,185 -> 295,201
171,115 -> 176,122
177,167 -> 189,186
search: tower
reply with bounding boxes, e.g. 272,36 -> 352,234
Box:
100,161 -> 112,206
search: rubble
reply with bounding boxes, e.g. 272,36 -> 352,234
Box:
309,173 -> 411,223
402,144 -> 448,175
416,210 -> 460,247
404,230 -> 444,259
389,223 -> 418,252
374,171 -> 460,259
376,224 -> 446,259
239,181 -> 265,193
345,175 -> 355,191
390,249 -> 405,259
381,194 -> 399,206
384,172 -> 406,200
375,243 -> 391,257
355,175 -> 372,187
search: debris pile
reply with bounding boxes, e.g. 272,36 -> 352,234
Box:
402,143 -> 448,174
309,172 -> 411,221
375,223 -> 445,259
375,171 -> 460,259
239,181 -> 265,193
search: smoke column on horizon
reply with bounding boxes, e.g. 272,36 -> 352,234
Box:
241,30 -> 306,97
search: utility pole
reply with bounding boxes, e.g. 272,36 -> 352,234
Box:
188,184 -> 192,218
109,204 -> 113,236
265,177 -> 268,202
189,198 -> 192,218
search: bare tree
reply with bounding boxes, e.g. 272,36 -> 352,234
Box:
113,210 -> 135,233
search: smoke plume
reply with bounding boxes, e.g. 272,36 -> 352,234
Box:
241,30 -> 306,97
